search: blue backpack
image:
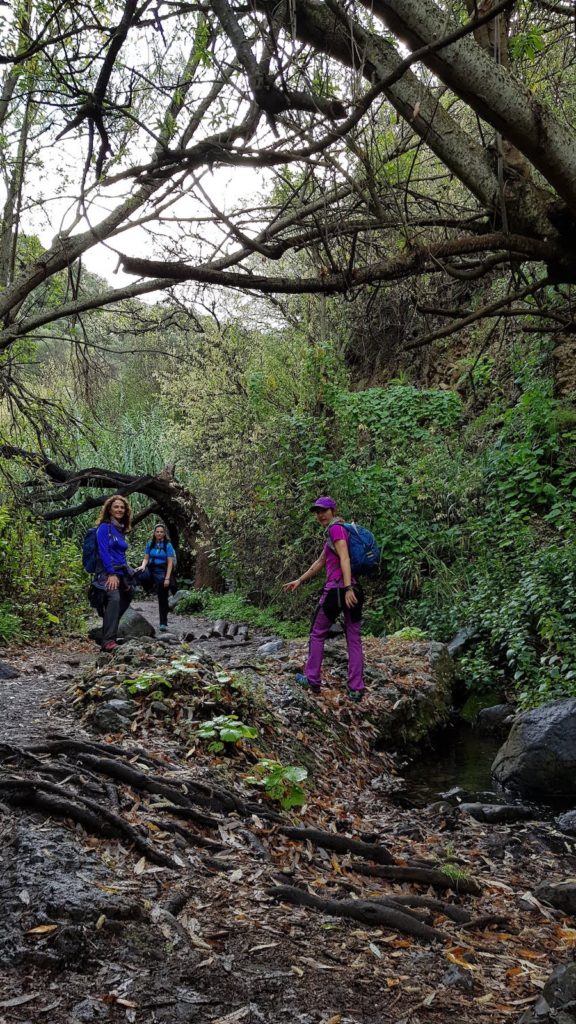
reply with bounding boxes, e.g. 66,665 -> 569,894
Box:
327,521 -> 381,575
82,528 -> 100,574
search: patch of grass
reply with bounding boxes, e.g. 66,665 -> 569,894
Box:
388,626 -> 429,642
179,590 -> 308,639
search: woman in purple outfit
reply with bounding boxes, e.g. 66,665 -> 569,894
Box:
283,496 -> 365,702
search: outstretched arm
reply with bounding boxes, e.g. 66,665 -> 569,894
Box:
283,551 -> 326,592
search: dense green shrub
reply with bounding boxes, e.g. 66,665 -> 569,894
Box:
169,346 -> 575,708
0,505 -> 86,643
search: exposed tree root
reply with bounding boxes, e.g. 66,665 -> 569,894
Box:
145,816 -> 224,851
0,778 -> 177,868
34,736 -> 177,770
375,894 -> 472,924
268,885 -> 448,942
279,826 -> 395,864
350,862 -> 481,895
461,914 -> 513,931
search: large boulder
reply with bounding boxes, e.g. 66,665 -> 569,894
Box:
88,609 -> 155,644
492,699 -> 576,801
359,640 -> 454,750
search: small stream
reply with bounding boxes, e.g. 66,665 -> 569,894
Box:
398,719 -> 573,818
398,720 -> 503,806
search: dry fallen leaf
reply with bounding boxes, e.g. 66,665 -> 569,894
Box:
95,915 -> 106,930
134,856 -> 146,875
27,924 -> 58,935
446,951 -> 475,971
211,1008 -> 251,1024
0,994 -> 39,1009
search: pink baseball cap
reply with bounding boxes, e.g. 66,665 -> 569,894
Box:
310,495 -> 337,511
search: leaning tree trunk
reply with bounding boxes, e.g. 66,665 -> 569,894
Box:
0,446 -> 223,591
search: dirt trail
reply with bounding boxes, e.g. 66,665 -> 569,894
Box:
0,612 -> 574,1024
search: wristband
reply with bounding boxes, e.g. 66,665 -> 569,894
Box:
344,585 -> 354,591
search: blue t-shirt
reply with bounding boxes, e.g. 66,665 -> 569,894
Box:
146,541 -> 176,571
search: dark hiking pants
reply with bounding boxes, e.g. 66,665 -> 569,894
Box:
102,587 -> 132,644
152,571 -> 170,626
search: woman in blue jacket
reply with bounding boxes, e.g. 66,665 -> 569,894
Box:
138,523 -> 176,631
92,494 -> 134,652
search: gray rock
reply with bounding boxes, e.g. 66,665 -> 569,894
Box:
151,700 -> 171,715
71,998 -> 111,1021
107,698 -> 137,716
100,684 -> 129,701
90,699 -> 136,732
257,639 -> 285,656
492,699 -> 576,801
0,660 -> 19,679
556,810 -> 576,835
459,802 -> 536,824
446,626 -> 478,658
168,589 -> 192,611
476,703 -> 516,734
89,608 -> 155,644
441,964 -> 475,992
519,963 -> 576,1024
536,880 -> 576,916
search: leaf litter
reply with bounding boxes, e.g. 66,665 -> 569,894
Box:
0,630 -> 575,1022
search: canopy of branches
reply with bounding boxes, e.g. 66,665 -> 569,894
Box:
0,0 -> 575,394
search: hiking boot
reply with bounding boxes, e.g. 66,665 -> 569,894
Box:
159,624 -> 168,632
101,640 -> 119,653
347,688 -> 364,703
295,672 -> 321,694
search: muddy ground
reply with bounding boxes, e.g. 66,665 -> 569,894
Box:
1,601 -> 575,1024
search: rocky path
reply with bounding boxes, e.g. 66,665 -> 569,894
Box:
0,641 -> 93,744
1,617 -> 575,1024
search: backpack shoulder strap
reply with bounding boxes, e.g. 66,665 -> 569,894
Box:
325,517 -> 348,552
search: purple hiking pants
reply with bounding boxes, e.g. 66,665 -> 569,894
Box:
304,599 -> 365,692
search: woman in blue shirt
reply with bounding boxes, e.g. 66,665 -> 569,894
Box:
92,494 -> 134,652
138,523 -> 176,631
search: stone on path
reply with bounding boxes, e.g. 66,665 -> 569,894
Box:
536,880 -> 576,916
90,699 -> 137,733
0,660 -> 19,680
519,962 -> 576,1023
257,639 -> 285,656
88,608 -> 155,644
555,810 -> 576,835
